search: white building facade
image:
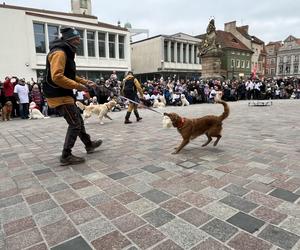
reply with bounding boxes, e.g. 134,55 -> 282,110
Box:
131,33 -> 202,81
276,36 -> 300,78
0,4 -> 131,82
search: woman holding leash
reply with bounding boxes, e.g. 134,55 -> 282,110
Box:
121,71 -> 144,124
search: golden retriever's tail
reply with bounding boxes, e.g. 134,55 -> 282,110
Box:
75,101 -> 86,111
216,99 -> 229,121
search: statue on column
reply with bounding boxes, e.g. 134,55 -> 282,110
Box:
198,18 -> 221,57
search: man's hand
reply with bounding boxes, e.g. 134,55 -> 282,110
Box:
87,81 -> 97,89
78,84 -> 88,92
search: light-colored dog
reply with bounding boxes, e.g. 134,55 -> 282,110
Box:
29,102 -> 48,119
158,95 -> 166,105
153,99 -> 166,108
76,100 -> 116,124
181,94 -> 190,106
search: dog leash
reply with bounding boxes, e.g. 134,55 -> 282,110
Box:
92,83 -> 164,115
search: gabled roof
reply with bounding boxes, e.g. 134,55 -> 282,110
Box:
0,3 -> 97,19
236,26 -> 264,45
251,36 -> 264,45
216,30 -> 252,52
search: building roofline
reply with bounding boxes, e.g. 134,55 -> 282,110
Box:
0,3 -> 98,19
131,35 -> 163,44
25,12 -> 128,31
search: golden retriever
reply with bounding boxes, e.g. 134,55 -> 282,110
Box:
76,100 -> 116,124
1,101 -> 13,121
163,99 -> 229,154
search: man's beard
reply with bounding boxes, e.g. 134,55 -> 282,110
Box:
66,41 -> 78,53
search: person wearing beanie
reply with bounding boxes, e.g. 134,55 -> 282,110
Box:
121,71 -> 144,124
42,26 -> 102,166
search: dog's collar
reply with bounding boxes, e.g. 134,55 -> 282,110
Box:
177,117 -> 185,129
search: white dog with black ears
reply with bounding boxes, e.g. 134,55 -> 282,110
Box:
29,102 -> 49,119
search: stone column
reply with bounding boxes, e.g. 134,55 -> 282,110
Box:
174,42 -> 177,63
105,32 -> 109,59
115,34 -> 119,59
186,44 -> 189,63
84,29 -> 88,59
168,40 -> 171,62
95,31 -> 99,59
191,44 -> 195,64
180,43 -> 183,63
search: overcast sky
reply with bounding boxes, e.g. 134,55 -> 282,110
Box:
5,0 -> 300,43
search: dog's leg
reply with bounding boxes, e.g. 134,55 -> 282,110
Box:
172,139 -> 189,154
213,135 -> 222,146
104,114 -> 112,120
202,133 -> 212,147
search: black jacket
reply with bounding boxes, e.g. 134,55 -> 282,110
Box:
42,39 -> 76,98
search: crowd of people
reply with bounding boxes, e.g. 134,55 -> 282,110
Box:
1,74 -> 300,120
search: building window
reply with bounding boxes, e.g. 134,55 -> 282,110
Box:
279,57 -> 283,63
231,59 -> 235,68
271,68 -> 275,75
286,66 -> 290,73
241,60 -> 245,68
109,34 -> 115,58
33,23 -> 46,53
80,0 -> 88,8
265,69 -> 269,75
294,55 -> 299,62
236,59 -> 240,68
48,25 -> 59,44
77,29 -> 84,56
246,60 -> 250,68
177,43 -> 181,62
194,46 -> 198,64
118,35 -> 125,59
294,65 -> 298,73
98,32 -> 106,57
87,31 -> 95,57
279,65 -> 283,74
183,44 -> 187,63
287,56 -> 291,63
164,41 -> 168,62
171,42 -> 175,62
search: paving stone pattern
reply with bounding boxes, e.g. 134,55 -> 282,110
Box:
0,100 -> 300,249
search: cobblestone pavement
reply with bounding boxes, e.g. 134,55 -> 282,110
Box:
0,99 -> 300,250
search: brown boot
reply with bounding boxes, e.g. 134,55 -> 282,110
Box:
124,112 -> 132,124
60,154 -> 85,166
85,139 -> 103,154
134,110 -> 142,122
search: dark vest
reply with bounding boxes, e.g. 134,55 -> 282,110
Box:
42,39 -> 76,98
123,78 -> 137,100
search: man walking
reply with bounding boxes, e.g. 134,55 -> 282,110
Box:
43,27 -> 102,166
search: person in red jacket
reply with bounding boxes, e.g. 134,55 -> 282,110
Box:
3,76 -> 17,117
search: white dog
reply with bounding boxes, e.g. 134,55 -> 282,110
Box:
162,115 -> 172,128
76,100 -> 116,124
153,99 -> 166,108
181,94 -> 190,106
29,102 -> 49,119
158,95 -> 166,105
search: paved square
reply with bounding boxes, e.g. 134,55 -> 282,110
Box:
1,100 -> 300,249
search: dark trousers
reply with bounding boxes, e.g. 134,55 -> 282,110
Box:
56,104 -> 92,156
19,103 -> 29,119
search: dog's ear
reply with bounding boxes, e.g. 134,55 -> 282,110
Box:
163,112 -> 168,116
